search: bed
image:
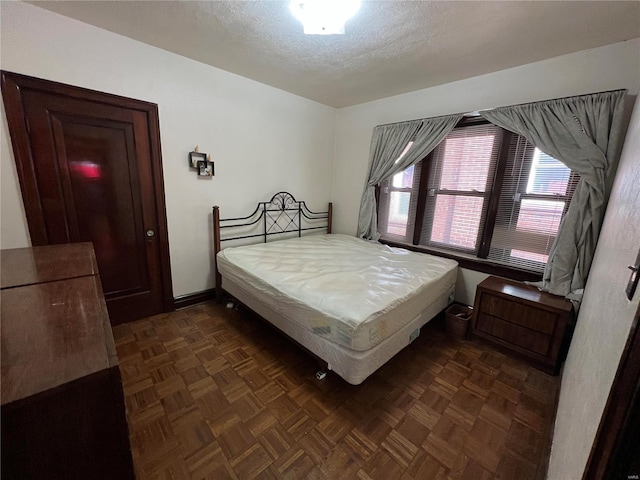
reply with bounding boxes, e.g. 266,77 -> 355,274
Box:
212,192 -> 458,385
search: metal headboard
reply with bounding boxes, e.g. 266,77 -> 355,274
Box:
212,191 -> 333,300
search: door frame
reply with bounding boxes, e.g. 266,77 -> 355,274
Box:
1,70 -> 174,313
583,301 -> 640,479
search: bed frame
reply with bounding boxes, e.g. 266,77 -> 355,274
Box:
212,192 -> 456,384
212,191 -> 332,301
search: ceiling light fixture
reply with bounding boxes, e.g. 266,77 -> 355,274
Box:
289,0 -> 361,35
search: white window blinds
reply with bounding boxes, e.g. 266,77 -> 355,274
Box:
419,124 -> 502,253
487,135 -> 577,271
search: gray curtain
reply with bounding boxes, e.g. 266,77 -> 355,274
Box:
357,114 -> 462,240
482,90 -> 626,302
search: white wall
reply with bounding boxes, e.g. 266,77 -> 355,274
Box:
0,2 -> 336,297
454,269 -> 490,306
0,99 -> 29,248
331,38 -> 640,302
547,96 -> 640,480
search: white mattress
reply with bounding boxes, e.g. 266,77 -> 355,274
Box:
217,234 -> 458,351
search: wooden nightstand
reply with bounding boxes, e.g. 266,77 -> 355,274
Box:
471,276 -> 574,375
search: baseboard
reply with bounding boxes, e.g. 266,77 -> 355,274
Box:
173,288 -> 216,310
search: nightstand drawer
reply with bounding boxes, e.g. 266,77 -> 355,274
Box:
480,294 -> 556,335
476,313 -> 552,356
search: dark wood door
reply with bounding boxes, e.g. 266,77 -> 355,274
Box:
2,71 -> 173,324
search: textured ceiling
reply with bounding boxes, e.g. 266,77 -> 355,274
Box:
29,1 -> 640,108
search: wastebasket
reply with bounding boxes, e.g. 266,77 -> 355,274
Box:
445,304 -> 473,339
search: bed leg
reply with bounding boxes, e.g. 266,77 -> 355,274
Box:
213,205 -> 223,303
315,362 -> 331,380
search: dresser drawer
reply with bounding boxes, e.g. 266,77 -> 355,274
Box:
480,294 -> 557,335
476,313 -> 552,356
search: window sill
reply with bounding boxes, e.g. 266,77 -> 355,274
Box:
379,238 -> 543,282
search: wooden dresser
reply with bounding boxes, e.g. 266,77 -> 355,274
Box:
471,276 -> 574,375
1,243 -> 135,480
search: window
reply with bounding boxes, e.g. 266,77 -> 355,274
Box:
378,164 -> 415,237
377,118 -> 579,273
376,141 -> 417,239
419,123 -> 501,253
487,135 -> 576,271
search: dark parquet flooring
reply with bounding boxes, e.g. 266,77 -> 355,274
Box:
112,302 -> 559,480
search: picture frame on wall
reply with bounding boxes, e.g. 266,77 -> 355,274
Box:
189,151 -> 207,168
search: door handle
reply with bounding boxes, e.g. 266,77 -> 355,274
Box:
626,248 -> 640,301
146,229 -> 155,239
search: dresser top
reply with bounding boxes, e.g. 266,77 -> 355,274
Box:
1,243 -> 116,405
479,275 -> 573,313
1,242 -> 98,289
